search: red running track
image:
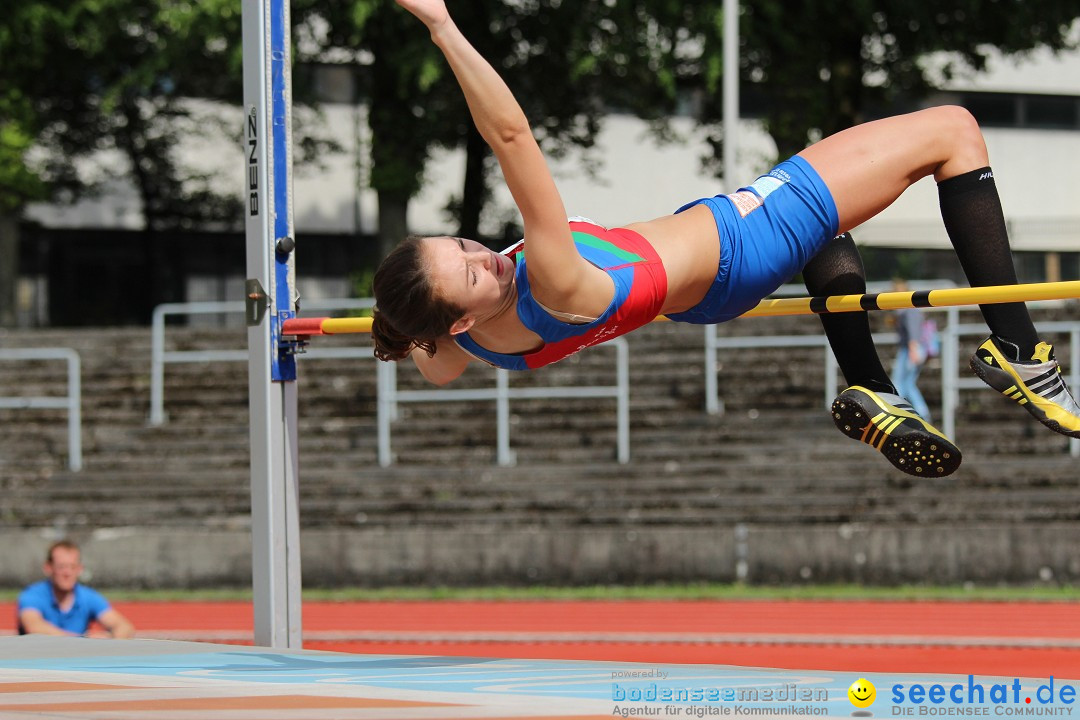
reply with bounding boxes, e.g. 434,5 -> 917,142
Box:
5,600 -> 1079,677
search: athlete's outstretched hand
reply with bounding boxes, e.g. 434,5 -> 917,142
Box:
395,0 -> 450,32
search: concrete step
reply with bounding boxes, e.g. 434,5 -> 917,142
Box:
3,314 -> 1078,535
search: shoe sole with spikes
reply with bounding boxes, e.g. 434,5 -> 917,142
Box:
832,386 -> 962,477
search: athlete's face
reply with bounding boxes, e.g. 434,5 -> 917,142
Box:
423,236 -> 514,332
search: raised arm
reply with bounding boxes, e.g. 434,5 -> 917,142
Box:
395,0 -> 610,312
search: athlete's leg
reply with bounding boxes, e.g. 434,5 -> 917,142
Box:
797,105 -> 983,230
798,105 -> 1038,358
802,233 -> 893,394
806,233 -> 961,476
801,106 -> 1080,439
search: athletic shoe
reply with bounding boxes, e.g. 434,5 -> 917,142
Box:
969,337 -> 1080,439
831,386 -> 962,477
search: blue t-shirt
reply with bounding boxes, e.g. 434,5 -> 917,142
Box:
16,580 -> 111,635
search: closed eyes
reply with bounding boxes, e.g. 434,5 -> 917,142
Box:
455,238 -> 477,287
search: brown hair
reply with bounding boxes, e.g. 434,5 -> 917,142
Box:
46,539 -> 80,564
371,236 -> 465,362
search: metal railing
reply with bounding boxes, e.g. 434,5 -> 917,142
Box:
706,304 -> 1080,458
376,338 -> 630,467
149,299 -> 376,426
151,300 -> 631,467
0,348 -> 82,471
707,327 -> 913,415
706,331 -> 843,416
152,294 -> 1075,466
703,280 -> 957,415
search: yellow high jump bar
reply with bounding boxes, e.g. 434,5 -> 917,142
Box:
280,280 -> 1080,336
740,279 -> 1080,318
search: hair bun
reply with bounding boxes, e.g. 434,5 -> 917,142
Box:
371,311 -> 414,362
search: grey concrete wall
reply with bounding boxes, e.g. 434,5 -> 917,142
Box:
1,523 -> 1076,590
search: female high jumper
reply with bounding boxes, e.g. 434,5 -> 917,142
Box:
371,0 -> 1080,477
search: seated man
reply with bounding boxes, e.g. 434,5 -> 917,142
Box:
17,540 -> 135,638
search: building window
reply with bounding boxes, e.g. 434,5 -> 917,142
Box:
962,93 -> 1017,127
1022,95 -> 1079,129
962,92 -> 1080,130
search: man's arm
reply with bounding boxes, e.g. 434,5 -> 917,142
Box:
95,608 -> 135,639
18,608 -> 73,636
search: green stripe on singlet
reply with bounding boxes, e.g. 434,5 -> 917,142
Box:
571,231 -> 644,264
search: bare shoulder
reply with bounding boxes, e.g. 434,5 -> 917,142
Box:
412,336 -> 471,386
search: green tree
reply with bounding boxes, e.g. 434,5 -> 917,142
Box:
0,0 -> 250,322
315,0 -> 698,255
695,1 -> 1080,160
316,1 -> 1078,256
0,119 -> 47,325
0,2 -> 76,325
312,0 -> 444,258
443,1 -> 699,243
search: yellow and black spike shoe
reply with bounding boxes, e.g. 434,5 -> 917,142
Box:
970,337 -> 1080,439
831,386 -> 962,477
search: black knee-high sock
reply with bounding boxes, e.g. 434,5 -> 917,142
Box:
938,167 -> 1039,360
803,233 -> 895,395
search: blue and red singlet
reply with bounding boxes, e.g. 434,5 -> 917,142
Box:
453,219 -> 667,370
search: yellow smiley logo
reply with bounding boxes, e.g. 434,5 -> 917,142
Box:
848,678 -> 876,708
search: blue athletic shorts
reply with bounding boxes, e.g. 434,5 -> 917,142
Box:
666,155 -> 839,324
